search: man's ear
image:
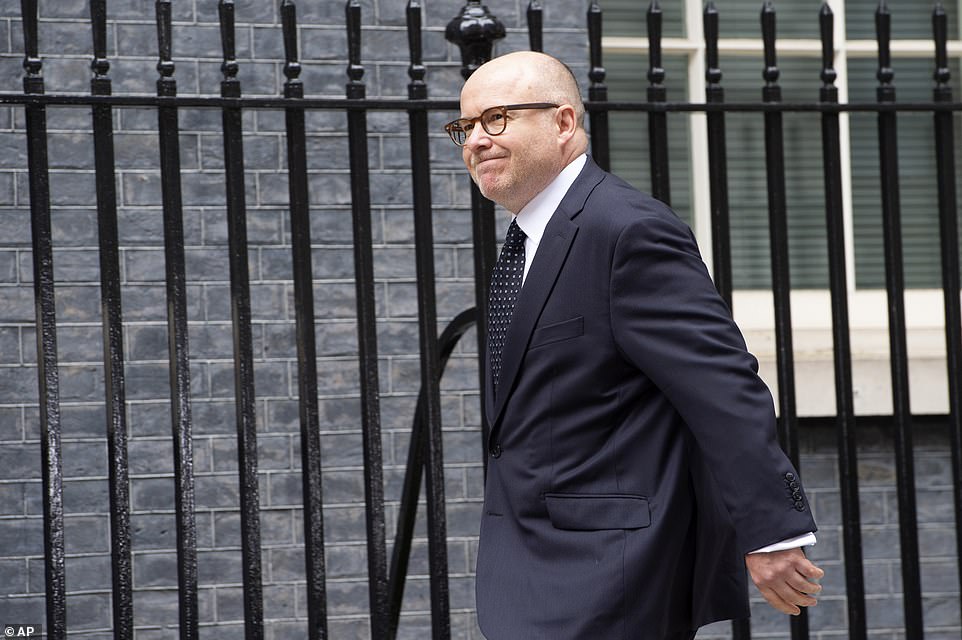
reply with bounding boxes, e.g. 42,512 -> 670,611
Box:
555,104 -> 579,142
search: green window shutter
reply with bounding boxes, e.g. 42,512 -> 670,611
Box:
606,52 -> 692,227
848,57 -> 962,288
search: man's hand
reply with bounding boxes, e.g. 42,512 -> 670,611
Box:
745,548 -> 824,615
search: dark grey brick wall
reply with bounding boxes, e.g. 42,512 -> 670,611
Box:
0,0 -> 588,638
0,1 -> 959,639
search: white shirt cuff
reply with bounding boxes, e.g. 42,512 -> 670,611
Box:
749,532 -> 817,554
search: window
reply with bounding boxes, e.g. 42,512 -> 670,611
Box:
601,0 -> 962,290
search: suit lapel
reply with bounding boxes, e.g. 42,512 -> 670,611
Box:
485,158 -> 607,437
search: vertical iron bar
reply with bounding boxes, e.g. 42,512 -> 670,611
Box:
761,1 -> 802,471
406,4 -> 451,637
646,1 -> 670,204
155,3 -> 199,637
931,0 -> 962,608
345,2 -> 394,637
527,1 -> 543,52
874,5 -> 923,637
20,0 -> 66,637
90,0 -> 134,636
760,7 -> 806,635
280,3 -> 328,638
818,5 -> 867,638
445,2 -> 504,477
704,1 -> 732,308
218,3 -> 264,637
587,1 -> 610,171
705,6 -> 747,638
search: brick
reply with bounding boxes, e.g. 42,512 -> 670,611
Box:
197,548 -> 243,585
0,481 -> 26,517
194,473 -> 241,509
131,588 -> 181,627
0,363 -> 38,403
61,440 -> 107,478
63,515 -> 109,553
0,557 -> 28,594
0,131 -> 27,169
0,519 -> 40,562
192,399 -> 239,436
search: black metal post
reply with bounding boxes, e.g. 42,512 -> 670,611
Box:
647,1 -> 670,204
704,1 -> 732,308
874,4 -> 923,637
445,1 -> 504,477
20,0 -> 66,637
406,5 -> 451,638
155,3 -> 199,637
90,0 -> 133,636
527,1 -> 543,52
587,1 -> 610,171
818,5 -> 866,638
218,3 -> 264,637
931,0 -> 962,608
345,3 -> 392,639
280,3 -> 329,638
760,6 -> 805,634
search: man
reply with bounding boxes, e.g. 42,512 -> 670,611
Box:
445,51 -> 824,639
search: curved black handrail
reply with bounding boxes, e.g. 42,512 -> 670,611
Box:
387,306 -> 479,639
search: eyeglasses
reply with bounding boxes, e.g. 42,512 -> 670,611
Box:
444,102 -> 559,146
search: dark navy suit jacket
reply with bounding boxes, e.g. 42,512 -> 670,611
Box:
475,158 -> 817,639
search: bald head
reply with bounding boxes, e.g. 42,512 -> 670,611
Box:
464,51 -> 586,129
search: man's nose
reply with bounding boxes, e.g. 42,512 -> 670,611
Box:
463,124 -> 491,150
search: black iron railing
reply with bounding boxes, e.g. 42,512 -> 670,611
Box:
1,1 -> 961,639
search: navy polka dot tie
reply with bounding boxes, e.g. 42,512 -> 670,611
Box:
488,219 -> 526,390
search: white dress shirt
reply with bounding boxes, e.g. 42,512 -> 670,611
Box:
506,153 -> 816,555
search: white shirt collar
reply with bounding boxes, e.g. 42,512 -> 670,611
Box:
514,154 -> 587,280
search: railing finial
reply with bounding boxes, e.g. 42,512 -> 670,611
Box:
647,1 -> 664,88
219,0 -> 240,87
155,0 -> 176,81
587,1 -> 605,87
875,0 -> 893,88
527,0 -> 543,53
90,0 -> 110,82
819,2 -> 837,88
346,0 -> 364,83
407,0 -> 427,96
933,2 -> 950,89
704,2 -> 721,88
281,0 -> 302,97
20,0 -> 43,93
445,1 -> 506,80
761,1 -> 779,87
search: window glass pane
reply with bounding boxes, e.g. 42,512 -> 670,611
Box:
601,1 -> 685,39
606,52 -> 692,225
845,0 -> 960,40
719,55 -> 829,289
848,57 -> 962,288
709,0 -> 820,39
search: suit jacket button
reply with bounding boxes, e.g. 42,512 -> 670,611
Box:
784,472 -> 795,482
794,501 -> 806,512
490,443 -> 502,458
792,491 -> 803,501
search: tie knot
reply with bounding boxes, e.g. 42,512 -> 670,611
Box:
505,219 -> 526,249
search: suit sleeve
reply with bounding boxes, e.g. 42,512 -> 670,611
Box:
608,208 -> 817,555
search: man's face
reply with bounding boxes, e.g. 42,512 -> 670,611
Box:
459,70 -> 560,213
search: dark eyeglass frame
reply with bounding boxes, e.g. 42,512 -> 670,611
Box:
444,102 -> 559,146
